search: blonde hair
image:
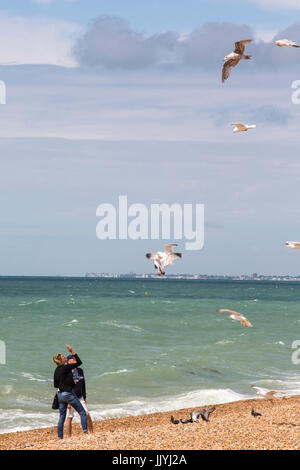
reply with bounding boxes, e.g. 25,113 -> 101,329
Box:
53,353 -> 64,366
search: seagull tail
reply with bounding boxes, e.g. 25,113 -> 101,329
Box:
244,54 -> 252,59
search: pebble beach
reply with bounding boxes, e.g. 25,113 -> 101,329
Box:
1,395 -> 300,451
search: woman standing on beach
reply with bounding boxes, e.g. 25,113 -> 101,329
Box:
53,344 -> 88,439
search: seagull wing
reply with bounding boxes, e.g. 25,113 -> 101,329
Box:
251,385 -> 266,393
231,122 -> 246,130
222,58 -> 239,82
164,252 -> 182,268
200,407 -> 215,421
234,39 -> 252,54
265,390 -> 279,399
207,406 -> 216,416
164,244 -> 177,254
252,386 -> 278,397
172,252 -> 182,260
216,308 -> 242,316
286,241 -> 300,249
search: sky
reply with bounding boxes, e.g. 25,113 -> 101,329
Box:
1,0 -> 300,276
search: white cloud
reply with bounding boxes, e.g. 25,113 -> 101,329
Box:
0,13 -> 82,67
74,16 -> 180,68
74,18 -> 300,70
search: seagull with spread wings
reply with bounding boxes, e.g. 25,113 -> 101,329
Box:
222,39 -> 252,83
275,39 -> 300,48
231,123 -> 256,133
216,308 -> 253,328
286,241 -> 300,249
146,244 -> 182,276
251,386 -> 282,401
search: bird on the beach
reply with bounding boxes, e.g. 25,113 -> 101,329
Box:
180,418 -> 192,424
222,39 -> 252,83
170,415 -> 179,425
251,409 -> 262,417
199,407 -> 216,422
274,39 -> 300,48
190,410 -> 203,423
231,123 -> 256,133
180,408 -> 216,424
216,309 -> 253,328
285,241 -> 300,249
146,244 -> 182,276
180,411 -> 202,423
251,386 -> 281,402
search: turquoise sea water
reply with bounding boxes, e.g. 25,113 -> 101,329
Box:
1,277 -> 300,433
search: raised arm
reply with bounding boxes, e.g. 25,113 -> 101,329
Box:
64,353 -> 82,371
64,344 -> 82,370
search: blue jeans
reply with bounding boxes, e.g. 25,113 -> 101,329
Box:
57,391 -> 87,439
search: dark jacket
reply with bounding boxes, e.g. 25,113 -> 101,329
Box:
54,354 -> 82,393
72,367 -> 86,400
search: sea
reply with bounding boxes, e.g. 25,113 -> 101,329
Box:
1,276 -> 300,434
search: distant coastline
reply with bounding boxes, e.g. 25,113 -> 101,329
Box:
85,273 -> 300,281
1,273 -> 300,281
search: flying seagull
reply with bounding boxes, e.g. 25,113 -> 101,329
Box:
146,244 -> 182,276
286,241 -> 300,249
251,409 -> 262,418
274,39 -> 300,48
222,39 -> 252,83
251,386 -> 281,402
216,309 -> 253,328
231,123 -> 256,133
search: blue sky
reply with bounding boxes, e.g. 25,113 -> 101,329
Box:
1,1 -> 300,276
1,0 -> 300,32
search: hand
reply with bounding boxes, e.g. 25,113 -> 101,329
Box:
66,344 -> 75,355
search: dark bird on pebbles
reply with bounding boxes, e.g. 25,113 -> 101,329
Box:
170,415 -> 179,424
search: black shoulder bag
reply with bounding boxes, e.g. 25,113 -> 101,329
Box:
52,392 -> 59,410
